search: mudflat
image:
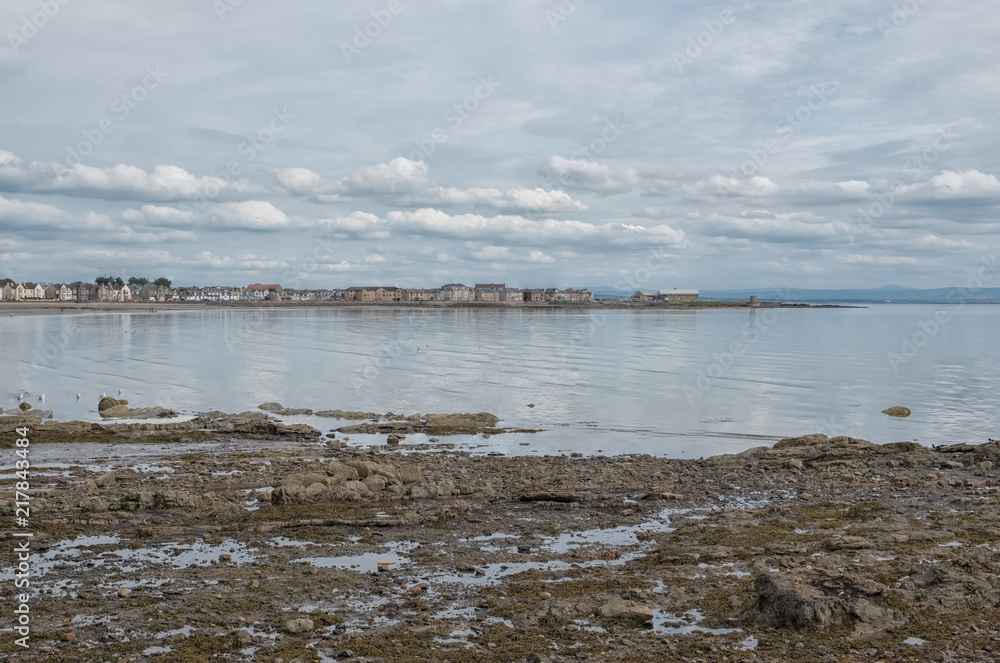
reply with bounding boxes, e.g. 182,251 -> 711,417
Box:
2,414 -> 1000,662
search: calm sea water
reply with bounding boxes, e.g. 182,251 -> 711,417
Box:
1,305 -> 997,457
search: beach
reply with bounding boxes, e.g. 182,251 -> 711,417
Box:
3,409 -> 1000,662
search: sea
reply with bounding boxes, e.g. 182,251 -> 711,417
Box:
1,304 -> 997,458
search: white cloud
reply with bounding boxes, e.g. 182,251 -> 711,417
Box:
210,201 -> 291,231
320,208 -> 686,248
273,158 -> 586,213
0,149 -> 263,203
539,157 -> 637,195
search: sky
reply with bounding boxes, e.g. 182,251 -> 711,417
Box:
1,0 -> 998,290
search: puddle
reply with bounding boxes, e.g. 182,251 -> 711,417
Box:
904,637 -> 926,646
112,538 -> 256,569
295,542 -> 418,573
651,609 -> 741,636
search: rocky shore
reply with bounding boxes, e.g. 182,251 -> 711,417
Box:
3,415 -> 1000,662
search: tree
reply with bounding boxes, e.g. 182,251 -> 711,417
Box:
128,276 -> 149,286
112,276 -> 124,286
95,276 -> 112,285
0,278 -> 14,287
153,277 -> 172,288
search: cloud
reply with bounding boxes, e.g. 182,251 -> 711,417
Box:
0,149 -> 263,203
122,204 -> 199,228
275,158 -> 587,213
836,254 -> 919,266
209,201 -> 291,231
320,208 -> 686,248
539,157 -> 637,195
898,169 -> 1000,201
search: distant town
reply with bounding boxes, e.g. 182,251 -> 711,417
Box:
0,278 -> 704,304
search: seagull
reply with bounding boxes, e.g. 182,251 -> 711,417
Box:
118,388 -> 124,397
37,394 -> 44,402
16,392 -> 24,401
76,394 -> 82,400
101,392 -> 106,398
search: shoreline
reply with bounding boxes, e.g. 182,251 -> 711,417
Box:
0,299 -> 860,316
2,409 -> 1000,661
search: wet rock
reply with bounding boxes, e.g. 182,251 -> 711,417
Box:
881,406 -> 912,418
19,402 -> 31,411
520,492 -> 586,503
398,463 -> 424,485
284,617 -> 314,634
118,490 -> 215,511
597,597 -> 653,626
325,461 -> 360,482
747,570 -> 906,631
259,402 -> 314,416
98,396 -> 124,412
315,409 -> 378,420
387,433 -> 404,446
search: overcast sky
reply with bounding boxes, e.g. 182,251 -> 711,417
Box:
1,0 -> 998,290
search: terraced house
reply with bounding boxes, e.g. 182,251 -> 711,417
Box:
344,286 -> 402,302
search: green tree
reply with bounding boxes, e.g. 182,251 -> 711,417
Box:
0,278 -> 14,287
153,277 -> 172,288
128,276 -> 149,286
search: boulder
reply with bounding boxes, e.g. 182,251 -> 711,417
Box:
398,463 -> 424,485
747,570 -> 906,631
326,461 -> 360,482
597,597 -> 653,626
882,406 -> 912,418
98,396 -> 126,412
284,618 -> 314,634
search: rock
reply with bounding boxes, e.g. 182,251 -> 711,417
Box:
882,406 -> 911,418
344,460 -> 379,479
398,463 -> 424,485
19,402 -> 31,411
824,535 -> 874,550
597,597 -> 653,626
387,434 -> 404,446
747,570 -> 906,631
284,618 -> 314,634
976,461 -> 993,476
520,492 -> 585,503
325,461 -> 360,482
118,588 -> 130,598
315,409 -> 378,420
62,632 -> 77,641
98,396 -> 124,411
259,402 -> 314,416
94,472 -> 117,487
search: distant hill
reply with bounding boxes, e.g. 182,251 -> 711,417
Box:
588,285 -> 1000,303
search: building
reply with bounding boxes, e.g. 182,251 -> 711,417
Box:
564,288 -> 593,302
632,289 -> 700,303
474,288 -> 500,303
344,286 -> 402,303
439,284 -> 473,301
245,284 -> 283,301
522,288 -> 546,302
17,283 -> 46,300
499,288 -> 524,303
403,288 -> 440,302
0,283 -> 15,301
475,283 -> 505,292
